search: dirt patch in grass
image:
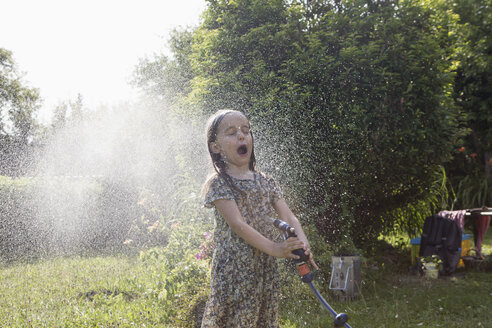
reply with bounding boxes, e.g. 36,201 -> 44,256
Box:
79,288 -> 137,301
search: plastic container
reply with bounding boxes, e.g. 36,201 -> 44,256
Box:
329,255 -> 361,301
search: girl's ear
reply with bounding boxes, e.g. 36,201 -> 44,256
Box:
210,142 -> 221,154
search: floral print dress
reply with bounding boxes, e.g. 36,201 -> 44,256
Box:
201,172 -> 283,328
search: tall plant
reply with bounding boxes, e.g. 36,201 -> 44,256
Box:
447,0 -> 492,208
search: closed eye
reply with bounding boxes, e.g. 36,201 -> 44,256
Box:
241,126 -> 251,135
224,126 -> 251,136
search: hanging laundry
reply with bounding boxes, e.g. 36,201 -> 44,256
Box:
419,215 -> 462,275
472,214 -> 490,258
438,210 -> 466,233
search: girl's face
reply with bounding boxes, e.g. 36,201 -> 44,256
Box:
211,112 -> 253,170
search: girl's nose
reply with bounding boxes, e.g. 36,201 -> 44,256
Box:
237,130 -> 247,140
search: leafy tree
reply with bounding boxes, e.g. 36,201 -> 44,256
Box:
0,48 -> 40,175
132,28 -> 196,111
48,93 -> 86,132
135,0 -> 464,246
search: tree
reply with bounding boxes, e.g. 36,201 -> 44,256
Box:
132,28 -> 196,111
0,48 -> 41,175
135,0 -> 464,246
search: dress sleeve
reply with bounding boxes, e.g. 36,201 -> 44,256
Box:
204,175 -> 235,208
267,175 -> 283,204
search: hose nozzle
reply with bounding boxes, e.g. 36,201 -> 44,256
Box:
272,218 -> 295,236
272,219 -> 313,283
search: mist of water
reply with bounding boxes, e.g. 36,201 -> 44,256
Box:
1,91 -> 340,262
0,97 -> 212,261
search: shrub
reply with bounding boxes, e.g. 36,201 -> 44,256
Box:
138,223 -> 212,327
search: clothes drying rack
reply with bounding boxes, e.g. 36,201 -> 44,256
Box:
465,207 -> 492,216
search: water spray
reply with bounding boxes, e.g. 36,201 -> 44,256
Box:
273,219 -> 352,328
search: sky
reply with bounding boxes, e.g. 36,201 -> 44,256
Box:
0,0 -> 207,123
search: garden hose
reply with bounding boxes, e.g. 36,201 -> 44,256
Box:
308,281 -> 352,328
273,219 -> 352,328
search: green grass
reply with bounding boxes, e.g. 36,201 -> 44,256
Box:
278,240 -> 492,328
280,273 -> 492,327
0,256 -> 173,327
480,224 -> 492,255
1,229 -> 492,327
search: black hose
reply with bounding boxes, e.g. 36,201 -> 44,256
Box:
308,282 -> 352,328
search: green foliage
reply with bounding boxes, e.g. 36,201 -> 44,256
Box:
456,175 -> 492,208
452,0 -> 492,154
0,48 -> 41,175
131,0 -> 492,248
138,222 -> 212,327
264,0 -> 461,244
125,187 -> 170,249
135,0 -> 463,245
385,165 -> 457,237
0,48 -> 40,138
47,93 -> 87,133
446,0 -> 492,208
132,28 -> 197,110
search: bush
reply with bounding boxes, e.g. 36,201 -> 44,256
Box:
138,223 -> 212,327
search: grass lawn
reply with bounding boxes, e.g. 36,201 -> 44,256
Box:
0,256 -> 170,327
1,228 -> 491,327
281,225 -> 492,327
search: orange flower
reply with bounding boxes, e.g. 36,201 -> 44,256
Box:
470,153 -> 477,158
148,220 -> 160,233
458,147 -> 465,152
489,158 -> 492,166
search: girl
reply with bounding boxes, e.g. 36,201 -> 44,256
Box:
201,109 -> 317,328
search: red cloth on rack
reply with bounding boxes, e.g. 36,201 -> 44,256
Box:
474,215 -> 490,256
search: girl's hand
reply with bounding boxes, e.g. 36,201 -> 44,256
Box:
303,245 -> 319,270
273,237 -> 305,259
274,239 -> 319,270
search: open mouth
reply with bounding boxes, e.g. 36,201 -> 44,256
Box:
237,145 -> 248,155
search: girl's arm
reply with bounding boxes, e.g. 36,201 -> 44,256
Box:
214,199 -> 305,259
273,198 -> 319,269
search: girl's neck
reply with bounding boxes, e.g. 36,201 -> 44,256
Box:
226,166 -> 254,180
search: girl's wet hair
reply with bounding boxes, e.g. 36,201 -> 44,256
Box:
205,109 -> 257,194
